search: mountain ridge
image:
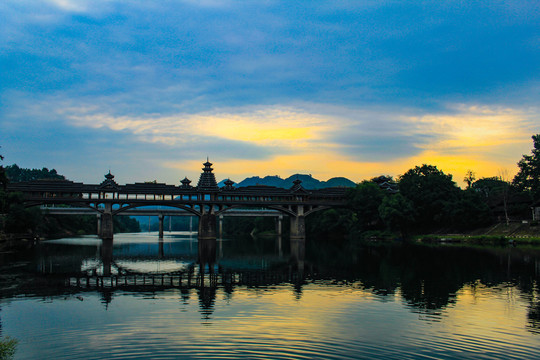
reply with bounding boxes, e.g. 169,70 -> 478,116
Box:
217,174 -> 356,190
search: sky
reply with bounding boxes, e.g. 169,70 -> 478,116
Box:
1,0 -> 539,186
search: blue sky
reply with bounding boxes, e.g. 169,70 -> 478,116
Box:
1,0 -> 539,185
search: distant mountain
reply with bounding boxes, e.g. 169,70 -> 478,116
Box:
324,177 -> 357,188
218,174 -> 356,190
237,175 -> 285,188
282,174 -> 322,189
217,179 -> 227,187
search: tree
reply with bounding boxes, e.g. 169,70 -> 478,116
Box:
463,170 -> 476,189
445,189 -> 492,231
4,164 -> 65,182
472,177 -> 509,200
513,134 -> 540,200
498,169 -> 511,225
3,192 -> 42,234
347,181 -> 386,230
398,164 -> 461,232
306,208 -> 355,239
0,151 -> 7,190
378,193 -> 415,236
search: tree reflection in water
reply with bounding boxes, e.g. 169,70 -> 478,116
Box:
305,238 -> 540,332
0,234 -> 539,333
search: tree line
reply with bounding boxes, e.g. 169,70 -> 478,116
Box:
1,134 -> 539,239
307,134 -> 540,239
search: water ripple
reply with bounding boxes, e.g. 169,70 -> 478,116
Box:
5,281 -> 540,360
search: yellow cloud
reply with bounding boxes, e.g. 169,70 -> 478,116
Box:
189,114 -> 327,147
409,105 -> 536,151
67,107 -> 331,149
395,104 -> 538,183
64,103 -> 537,185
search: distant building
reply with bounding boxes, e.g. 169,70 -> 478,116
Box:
371,175 -> 399,193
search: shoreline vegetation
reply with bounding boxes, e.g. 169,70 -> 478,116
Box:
415,222 -> 540,245
2,134 -> 540,250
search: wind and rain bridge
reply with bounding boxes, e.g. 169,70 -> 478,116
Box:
8,160 -> 348,240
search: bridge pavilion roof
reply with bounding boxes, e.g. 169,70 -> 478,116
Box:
98,171 -> 119,190
7,179 -> 85,193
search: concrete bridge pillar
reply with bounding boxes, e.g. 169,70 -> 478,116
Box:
276,215 -> 283,236
96,214 -> 102,236
219,215 -> 224,238
290,205 -> 305,240
100,203 -> 114,240
199,213 -> 217,240
158,214 -> 164,238
159,238 -> 164,258
290,215 -> 305,239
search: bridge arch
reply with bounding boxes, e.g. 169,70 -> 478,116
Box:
112,203 -> 202,217
215,204 -> 296,217
304,205 -> 332,217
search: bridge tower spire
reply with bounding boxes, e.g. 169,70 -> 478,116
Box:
197,159 -> 219,191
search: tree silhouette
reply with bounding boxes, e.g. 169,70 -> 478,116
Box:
513,134 -> 540,200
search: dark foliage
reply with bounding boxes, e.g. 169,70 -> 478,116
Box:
222,216 -> 282,236
513,134 -> 540,200
347,181 -> 386,231
445,189 -> 492,231
0,162 -> 139,237
5,164 -> 65,182
378,193 -> 415,236
399,164 -> 461,232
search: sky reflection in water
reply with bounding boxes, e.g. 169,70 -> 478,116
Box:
1,232 -> 539,359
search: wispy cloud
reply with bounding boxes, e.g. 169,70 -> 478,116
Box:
407,104 -> 538,154
1,1 -> 539,184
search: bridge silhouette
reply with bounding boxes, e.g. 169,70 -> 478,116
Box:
8,160 -> 349,240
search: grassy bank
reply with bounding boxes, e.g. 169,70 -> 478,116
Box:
416,221 -> 540,245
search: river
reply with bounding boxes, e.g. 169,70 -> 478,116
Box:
1,232 -> 539,359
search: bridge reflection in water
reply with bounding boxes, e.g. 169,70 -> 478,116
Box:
3,231 -> 540,360
31,233 -> 307,316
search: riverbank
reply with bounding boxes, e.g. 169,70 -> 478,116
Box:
416,221 -> 540,245
0,232 -> 40,252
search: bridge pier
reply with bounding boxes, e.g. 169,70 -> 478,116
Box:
199,213 -> 217,240
290,216 -> 305,240
219,215 -> 223,238
97,214 -> 102,236
158,214 -> 164,238
100,203 -> 114,240
276,215 -> 283,236
159,238 -> 164,258
290,205 -> 306,240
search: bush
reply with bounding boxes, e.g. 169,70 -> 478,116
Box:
0,337 -> 18,360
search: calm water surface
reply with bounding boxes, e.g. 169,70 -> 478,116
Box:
1,232 -> 539,359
